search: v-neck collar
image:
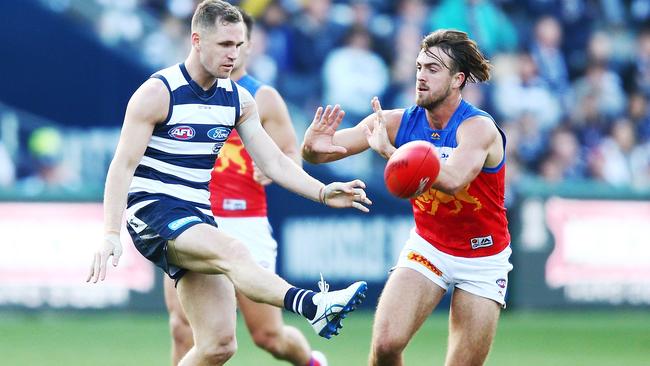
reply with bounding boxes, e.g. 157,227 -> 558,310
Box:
179,63 -> 219,100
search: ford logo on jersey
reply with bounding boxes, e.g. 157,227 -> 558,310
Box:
207,127 -> 231,141
169,126 -> 195,140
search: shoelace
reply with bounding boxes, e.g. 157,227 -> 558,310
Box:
318,272 -> 330,293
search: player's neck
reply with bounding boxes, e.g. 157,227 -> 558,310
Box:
425,94 -> 462,130
184,54 -> 218,90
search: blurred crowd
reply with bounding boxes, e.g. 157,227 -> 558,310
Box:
29,0 -> 650,195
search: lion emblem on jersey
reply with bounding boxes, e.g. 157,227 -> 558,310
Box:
214,141 -> 247,174
414,183 -> 482,215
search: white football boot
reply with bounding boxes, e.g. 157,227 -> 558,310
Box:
309,274 -> 367,339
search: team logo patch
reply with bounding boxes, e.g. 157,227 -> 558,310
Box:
496,279 -> 507,288
407,251 -> 443,276
212,142 -> 225,154
168,216 -> 202,231
169,126 -> 195,140
207,127 -> 231,141
470,235 -> 493,249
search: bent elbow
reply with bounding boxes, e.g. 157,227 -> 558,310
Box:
436,179 -> 465,196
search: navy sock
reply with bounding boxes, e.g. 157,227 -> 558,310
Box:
283,287 -> 317,320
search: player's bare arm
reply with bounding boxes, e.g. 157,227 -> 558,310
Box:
302,99 -> 402,163
87,78 -> 169,283
252,85 -> 300,185
237,96 -> 372,212
257,86 -> 301,165
434,116 -> 502,195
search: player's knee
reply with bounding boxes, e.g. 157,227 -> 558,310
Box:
209,239 -> 254,273
197,335 -> 237,365
372,333 -> 407,359
250,328 -> 282,356
169,312 -> 192,349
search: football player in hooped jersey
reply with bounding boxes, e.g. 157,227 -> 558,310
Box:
302,29 -> 513,366
162,9 -> 327,366
86,2 -> 370,365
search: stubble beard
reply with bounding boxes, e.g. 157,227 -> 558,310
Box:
416,84 -> 451,111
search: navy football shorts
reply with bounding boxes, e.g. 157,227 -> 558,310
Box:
125,198 -> 217,281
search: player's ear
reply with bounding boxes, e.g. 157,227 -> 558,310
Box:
453,72 -> 465,89
191,31 -> 201,50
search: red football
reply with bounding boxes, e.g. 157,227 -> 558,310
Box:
384,141 -> 441,199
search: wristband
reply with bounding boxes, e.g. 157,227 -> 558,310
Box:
319,185 -> 327,205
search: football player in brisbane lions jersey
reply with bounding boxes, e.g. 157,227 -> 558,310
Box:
162,9 -> 328,366
302,29 -> 513,366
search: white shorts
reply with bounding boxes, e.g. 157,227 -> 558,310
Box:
394,229 -> 513,307
215,216 -> 278,273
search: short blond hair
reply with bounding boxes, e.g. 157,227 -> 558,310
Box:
191,0 -> 242,33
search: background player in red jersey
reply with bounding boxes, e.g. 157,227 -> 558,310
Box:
163,9 -> 327,366
302,29 -> 513,366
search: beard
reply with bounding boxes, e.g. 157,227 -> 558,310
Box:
416,84 -> 451,110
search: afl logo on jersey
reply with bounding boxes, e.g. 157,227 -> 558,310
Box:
169,126 -> 195,140
207,127 -> 231,142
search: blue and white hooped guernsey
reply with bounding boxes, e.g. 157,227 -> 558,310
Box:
127,63 -> 245,216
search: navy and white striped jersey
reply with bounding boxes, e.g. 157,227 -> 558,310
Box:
127,63 -> 251,216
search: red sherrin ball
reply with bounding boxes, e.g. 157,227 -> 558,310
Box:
384,140 -> 441,199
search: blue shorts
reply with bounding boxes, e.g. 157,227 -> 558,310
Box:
125,198 -> 217,281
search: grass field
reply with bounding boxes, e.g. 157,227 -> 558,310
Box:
1,310 -> 649,365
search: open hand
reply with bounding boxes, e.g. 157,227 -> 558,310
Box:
364,97 -> 396,159
87,232 -> 123,283
321,180 -> 372,212
303,105 -> 348,155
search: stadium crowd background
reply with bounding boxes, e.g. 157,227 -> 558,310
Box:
1,0 -> 650,201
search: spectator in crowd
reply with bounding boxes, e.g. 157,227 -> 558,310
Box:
570,60 -> 626,127
589,118 -> 650,187
530,16 -> 570,99
44,0 -> 650,192
633,29 -> 650,96
493,52 -> 562,131
142,14 -> 189,68
322,26 -> 389,127
259,1 -> 292,74
384,23 -> 422,109
97,0 -> 144,46
628,92 -> 650,143
19,127 -> 76,192
427,0 -> 518,57
285,0 -> 345,108
539,127 -> 588,182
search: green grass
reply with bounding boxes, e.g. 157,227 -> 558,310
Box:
0,311 -> 649,365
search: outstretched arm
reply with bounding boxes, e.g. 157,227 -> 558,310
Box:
302,98 -> 403,164
236,93 -> 372,212
87,78 -> 168,283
